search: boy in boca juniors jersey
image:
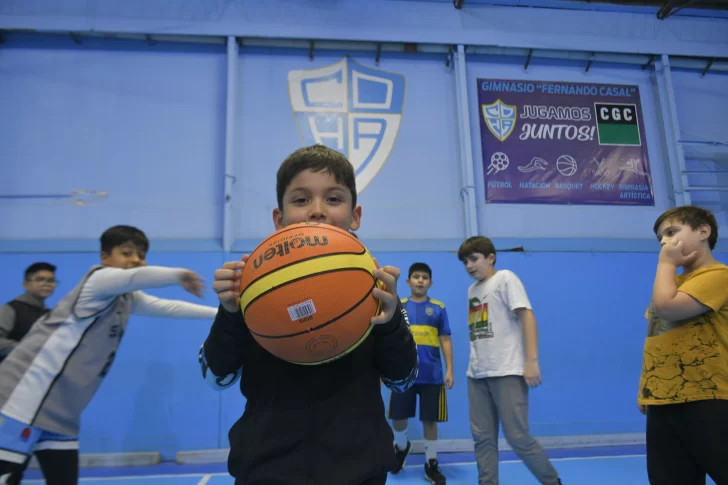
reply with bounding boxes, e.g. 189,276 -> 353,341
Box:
388,263 -> 452,485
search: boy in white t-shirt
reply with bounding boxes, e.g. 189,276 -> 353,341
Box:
457,236 -> 563,485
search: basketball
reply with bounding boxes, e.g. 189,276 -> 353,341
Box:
239,222 -> 382,365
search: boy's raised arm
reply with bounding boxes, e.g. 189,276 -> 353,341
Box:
86,266 -> 190,298
131,292 -> 217,319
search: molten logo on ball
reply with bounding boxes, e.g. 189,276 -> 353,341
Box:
252,234 -> 329,270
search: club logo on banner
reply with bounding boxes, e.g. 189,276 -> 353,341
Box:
288,57 -> 406,193
477,79 -> 654,206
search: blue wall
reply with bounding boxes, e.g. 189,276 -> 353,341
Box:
234,48 -> 464,244
2,0 -> 728,462
0,37 -> 227,243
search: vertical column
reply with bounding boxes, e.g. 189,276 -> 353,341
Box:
454,44 -> 479,238
220,35 -> 238,446
223,36 -> 239,252
655,54 -> 691,206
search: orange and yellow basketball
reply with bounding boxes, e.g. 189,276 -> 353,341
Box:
239,222 -> 381,365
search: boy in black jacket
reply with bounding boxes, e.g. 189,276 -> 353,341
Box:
199,145 -> 419,485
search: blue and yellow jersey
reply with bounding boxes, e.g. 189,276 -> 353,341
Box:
401,297 -> 451,385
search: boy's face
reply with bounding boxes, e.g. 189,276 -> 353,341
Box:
407,271 -> 432,299
101,242 -> 147,269
462,252 -> 495,281
656,218 -> 710,259
23,270 -> 57,299
273,168 -> 361,232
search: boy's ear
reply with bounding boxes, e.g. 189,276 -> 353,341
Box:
698,223 -> 711,242
349,205 -> 362,231
272,207 -> 285,230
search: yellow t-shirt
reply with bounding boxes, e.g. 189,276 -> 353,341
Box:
638,263 -> 728,406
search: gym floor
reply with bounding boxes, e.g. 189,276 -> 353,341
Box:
19,445 -> 719,484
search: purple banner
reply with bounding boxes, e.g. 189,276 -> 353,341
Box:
477,78 -> 654,206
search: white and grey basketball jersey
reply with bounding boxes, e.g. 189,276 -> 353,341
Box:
0,265 -> 132,437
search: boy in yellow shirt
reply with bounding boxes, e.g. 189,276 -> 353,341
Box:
638,205 -> 728,485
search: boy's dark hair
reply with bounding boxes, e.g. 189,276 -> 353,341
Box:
276,145 -> 357,209
100,225 -> 150,255
24,262 -> 56,280
408,262 -> 432,279
653,205 -> 718,250
458,236 -> 497,265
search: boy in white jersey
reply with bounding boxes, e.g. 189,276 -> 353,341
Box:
0,225 -> 217,485
457,236 -> 563,485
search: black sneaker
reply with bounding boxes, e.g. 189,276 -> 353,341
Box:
392,441 -> 411,474
425,458 -> 446,485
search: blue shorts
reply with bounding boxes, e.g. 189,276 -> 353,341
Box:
387,384 -> 448,423
0,414 -> 78,465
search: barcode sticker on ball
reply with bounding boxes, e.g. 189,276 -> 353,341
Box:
288,300 -> 317,321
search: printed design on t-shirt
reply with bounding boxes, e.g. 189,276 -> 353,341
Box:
468,297 -> 493,340
642,305 -> 721,402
